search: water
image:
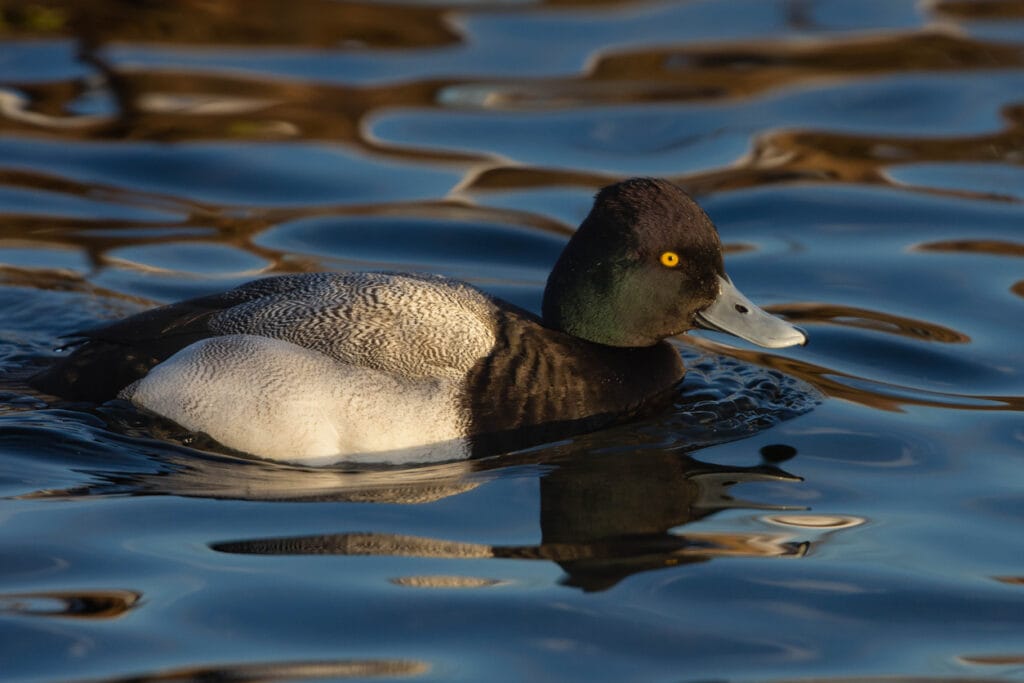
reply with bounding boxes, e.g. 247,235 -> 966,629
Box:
2,0 -> 1024,680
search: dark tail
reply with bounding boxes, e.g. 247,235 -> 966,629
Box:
29,340 -> 161,402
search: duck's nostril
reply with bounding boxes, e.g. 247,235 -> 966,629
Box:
734,304 -> 749,314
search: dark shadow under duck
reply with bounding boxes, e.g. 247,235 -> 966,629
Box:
31,178 -> 806,464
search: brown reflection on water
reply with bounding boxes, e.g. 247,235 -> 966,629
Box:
438,28 -> 1024,112
772,677 -> 1018,683
592,32 -> 1024,102
914,239 -> 1024,258
0,192 -> 576,292
1,0 -> 654,50
0,0 -> 1022,287
934,0 -> 1024,21
746,103 -> 1024,198
457,104 -> 1024,198
994,576 -> 1024,586
76,659 -> 430,682
2,2 -> 1023,190
958,654 -> 1024,665
459,117 -> 1024,203
0,265 -> 157,311
0,589 -> 140,619
1,67 -> 483,166
773,303 -> 970,343
456,30 -> 1024,196
3,0 -> 458,49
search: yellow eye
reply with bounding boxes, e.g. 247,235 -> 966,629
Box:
660,251 -> 680,268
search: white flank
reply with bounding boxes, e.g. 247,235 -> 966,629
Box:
121,335 -> 472,465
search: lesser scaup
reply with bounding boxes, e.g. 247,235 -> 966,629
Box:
32,178 -> 805,464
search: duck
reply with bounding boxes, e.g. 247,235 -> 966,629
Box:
31,178 -> 806,465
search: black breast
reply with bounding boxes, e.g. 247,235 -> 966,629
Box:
462,308 -> 685,457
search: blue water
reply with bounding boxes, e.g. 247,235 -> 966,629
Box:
2,1 -> 1024,681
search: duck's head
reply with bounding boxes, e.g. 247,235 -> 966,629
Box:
542,178 -> 806,349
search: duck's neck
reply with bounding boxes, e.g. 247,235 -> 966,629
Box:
541,251 -> 655,348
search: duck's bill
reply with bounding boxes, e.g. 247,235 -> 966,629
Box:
694,275 -> 807,348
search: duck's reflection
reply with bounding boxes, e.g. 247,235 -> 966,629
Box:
533,450 -> 807,590
208,448 -> 811,592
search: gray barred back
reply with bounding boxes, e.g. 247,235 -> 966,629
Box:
207,272 -> 499,380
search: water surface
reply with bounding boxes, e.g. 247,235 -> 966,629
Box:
2,1 -> 1024,681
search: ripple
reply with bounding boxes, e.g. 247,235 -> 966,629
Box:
256,213 -> 563,277
0,138 -> 461,207
688,337 -> 1024,412
0,175 -> 177,222
0,589 -> 140,619
0,243 -> 90,274
935,0 -> 1024,21
78,659 -> 431,682
771,677 -> 1018,683
105,242 -> 270,277
958,653 -> 1024,665
609,31 -> 1024,105
994,576 -> 1024,586
658,347 -> 823,442
888,162 -> 1024,200
914,238 -> 1024,258
772,302 -> 970,343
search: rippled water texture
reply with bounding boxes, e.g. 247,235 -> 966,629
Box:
2,1 -> 1024,681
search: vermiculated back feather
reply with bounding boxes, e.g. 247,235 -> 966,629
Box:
207,272 -> 496,379
32,272 -> 498,400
